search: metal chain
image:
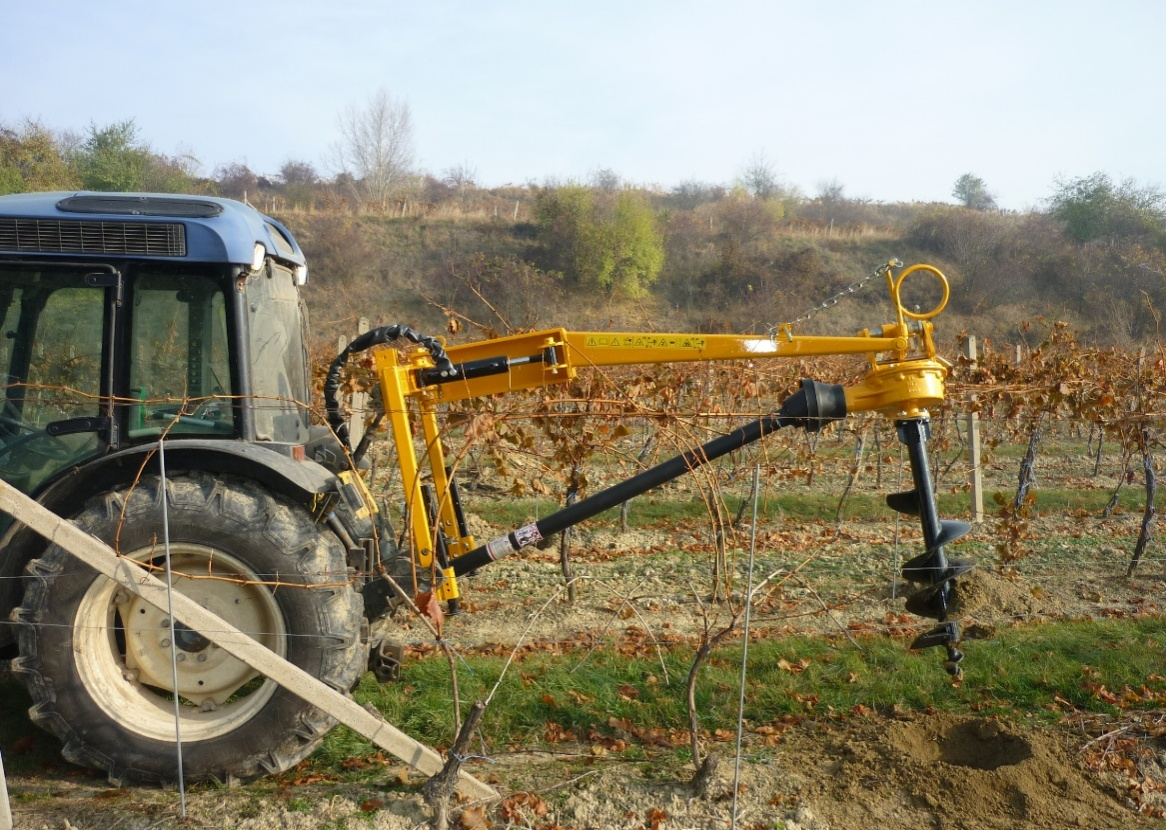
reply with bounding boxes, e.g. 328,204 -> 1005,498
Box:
772,258 -> 903,334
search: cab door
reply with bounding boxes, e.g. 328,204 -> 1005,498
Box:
0,266 -> 108,494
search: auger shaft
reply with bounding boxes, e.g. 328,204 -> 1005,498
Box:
895,417 -> 969,678
899,419 -> 952,616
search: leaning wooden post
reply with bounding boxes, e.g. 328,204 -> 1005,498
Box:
0,480 -> 497,802
0,746 -> 11,830
964,336 -> 984,522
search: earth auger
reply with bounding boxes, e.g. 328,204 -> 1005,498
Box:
325,260 -> 974,680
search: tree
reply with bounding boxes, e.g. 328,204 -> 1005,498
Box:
141,150 -> 201,194
668,179 -> 725,210
534,185 -> 664,297
332,88 -> 416,211
214,161 -> 259,200
952,173 -> 997,211
589,167 -> 621,191
816,178 -> 845,203
741,150 -> 797,200
0,119 -> 78,194
1047,172 -> 1166,246
73,120 -> 152,192
740,152 -> 781,200
280,159 -> 319,186
442,162 -> 478,203
605,190 -> 666,295
278,159 -> 321,208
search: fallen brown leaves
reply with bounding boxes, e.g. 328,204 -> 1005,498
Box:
1079,710 -> 1166,819
499,791 -> 551,823
458,805 -> 490,829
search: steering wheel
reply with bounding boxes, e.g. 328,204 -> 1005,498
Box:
0,412 -> 39,434
146,400 -> 230,432
0,414 -> 76,463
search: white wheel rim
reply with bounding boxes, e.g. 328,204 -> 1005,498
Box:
72,544 -> 287,743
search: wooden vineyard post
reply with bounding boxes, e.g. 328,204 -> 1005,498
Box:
335,318 -> 372,448
347,317 -> 371,447
964,336 -> 985,522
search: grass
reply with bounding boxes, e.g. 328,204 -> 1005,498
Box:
305,614 -> 1166,771
3,614 -> 1164,785
469,484 -> 1161,531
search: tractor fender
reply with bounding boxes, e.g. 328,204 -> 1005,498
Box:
0,439 -> 351,650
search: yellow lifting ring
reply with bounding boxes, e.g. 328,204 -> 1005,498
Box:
893,264 -> 949,320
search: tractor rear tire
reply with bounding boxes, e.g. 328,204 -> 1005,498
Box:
10,471 -> 365,785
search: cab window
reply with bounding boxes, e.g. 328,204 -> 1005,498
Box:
247,263 -> 310,443
127,272 -> 234,438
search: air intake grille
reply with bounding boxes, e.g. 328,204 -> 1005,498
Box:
0,219 -> 186,256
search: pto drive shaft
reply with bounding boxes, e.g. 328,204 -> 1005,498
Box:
451,379 -> 847,576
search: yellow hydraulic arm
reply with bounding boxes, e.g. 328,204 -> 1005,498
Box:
403,261 -> 950,417
330,260 -> 970,677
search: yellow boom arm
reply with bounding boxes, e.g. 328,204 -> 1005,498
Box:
365,261 -> 951,609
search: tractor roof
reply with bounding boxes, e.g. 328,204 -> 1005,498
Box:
0,192 -> 305,271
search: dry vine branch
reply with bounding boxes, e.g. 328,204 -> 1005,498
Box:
684,582 -> 745,794
422,700 -> 487,830
1127,432 -> 1157,576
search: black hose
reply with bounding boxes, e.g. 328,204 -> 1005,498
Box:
324,325 -> 453,449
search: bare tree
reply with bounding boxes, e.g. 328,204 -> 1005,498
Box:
740,152 -> 781,200
214,161 -> 259,200
589,167 -> 621,191
442,162 -> 478,203
279,159 -> 319,186
332,88 -> 416,211
815,178 -> 845,203
668,179 -> 725,210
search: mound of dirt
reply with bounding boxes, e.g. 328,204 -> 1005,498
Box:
948,568 -> 1049,619
491,713 -> 1140,830
867,714 -> 1130,829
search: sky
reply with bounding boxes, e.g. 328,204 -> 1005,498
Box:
1,1 -> 1163,211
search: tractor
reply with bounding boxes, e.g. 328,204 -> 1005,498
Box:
0,192 -> 970,786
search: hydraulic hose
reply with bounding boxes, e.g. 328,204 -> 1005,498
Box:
324,325 -> 453,449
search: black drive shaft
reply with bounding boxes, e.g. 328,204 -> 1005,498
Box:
451,379 -> 847,576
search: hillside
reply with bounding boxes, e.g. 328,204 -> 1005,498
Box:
5,117 -> 1162,349
276,188 -> 1166,356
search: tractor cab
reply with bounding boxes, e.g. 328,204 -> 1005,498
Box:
0,193 -> 313,498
